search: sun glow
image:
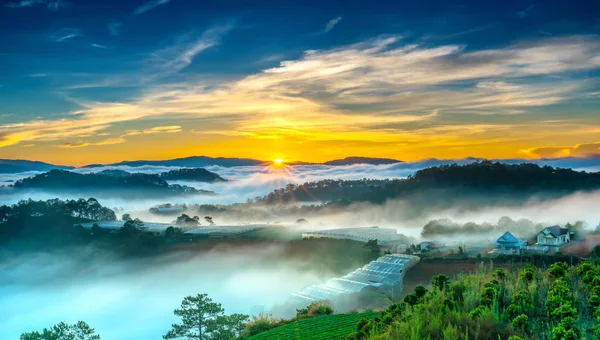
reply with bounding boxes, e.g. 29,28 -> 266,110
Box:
273,158 -> 283,166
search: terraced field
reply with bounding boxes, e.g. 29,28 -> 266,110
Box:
248,312 -> 379,340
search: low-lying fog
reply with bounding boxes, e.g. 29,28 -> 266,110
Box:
3,160 -> 600,338
0,245 -> 331,339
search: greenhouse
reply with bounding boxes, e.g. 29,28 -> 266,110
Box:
302,226 -> 404,245
292,254 -> 419,307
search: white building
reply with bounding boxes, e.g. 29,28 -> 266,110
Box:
536,225 -> 571,246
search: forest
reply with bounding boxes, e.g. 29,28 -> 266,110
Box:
251,162 -> 600,206
5,169 -> 210,197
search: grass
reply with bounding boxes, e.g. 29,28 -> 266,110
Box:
247,312 -> 379,340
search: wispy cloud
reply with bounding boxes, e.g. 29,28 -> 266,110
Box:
51,28 -> 81,42
107,22 -> 122,36
5,0 -> 67,10
521,142 -> 600,158
132,0 -> 172,15
2,34 -> 600,152
60,137 -> 126,148
60,141 -> 90,148
517,5 -> 535,18
91,43 -> 108,49
124,126 -> 182,136
147,24 -> 235,75
323,16 -> 343,33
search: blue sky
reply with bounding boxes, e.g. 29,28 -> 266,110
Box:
0,0 -> 599,164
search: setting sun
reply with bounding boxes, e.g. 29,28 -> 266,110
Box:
273,158 -> 284,166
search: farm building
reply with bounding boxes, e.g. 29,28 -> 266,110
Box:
302,227 -> 404,246
491,231 -> 527,255
536,225 -> 572,246
291,254 -> 420,310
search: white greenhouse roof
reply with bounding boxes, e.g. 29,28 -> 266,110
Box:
292,254 -> 419,305
302,227 -> 404,244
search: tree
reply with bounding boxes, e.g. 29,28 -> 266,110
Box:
204,216 -> 215,226
207,314 -> 249,340
363,240 -> 380,254
493,269 -> 507,280
431,275 -> 451,291
176,214 -> 200,226
164,294 -> 225,339
549,262 -> 568,279
120,218 -> 145,237
165,226 -> 183,238
20,321 -> 100,340
414,285 -> 428,299
512,314 -> 529,334
121,213 -> 132,221
592,245 -> 600,259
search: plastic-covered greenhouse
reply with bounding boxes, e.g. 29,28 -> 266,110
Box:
292,254 -> 419,306
302,227 -> 403,245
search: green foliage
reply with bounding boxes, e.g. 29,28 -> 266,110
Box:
518,264 -> 536,283
551,303 -> 577,320
413,285 -> 428,299
493,268 -> 507,280
242,314 -> 280,338
511,314 -> 529,334
20,321 -> 100,340
431,274 -> 451,291
246,312 -> 378,340
548,262 -> 568,279
295,302 -> 334,320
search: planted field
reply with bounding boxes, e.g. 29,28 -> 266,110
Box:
248,312 -> 378,340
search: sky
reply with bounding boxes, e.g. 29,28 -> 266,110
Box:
0,0 -> 599,166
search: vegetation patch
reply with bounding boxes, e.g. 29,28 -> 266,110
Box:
248,312 -> 379,340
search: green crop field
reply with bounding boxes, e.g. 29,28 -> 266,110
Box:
248,312 -> 379,340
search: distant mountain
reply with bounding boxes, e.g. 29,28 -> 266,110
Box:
82,156 -> 265,168
0,159 -> 74,173
324,157 -> 402,166
159,168 -> 226,182
10,169 -> 212,197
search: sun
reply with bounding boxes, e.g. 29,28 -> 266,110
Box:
273,158 -> 283,166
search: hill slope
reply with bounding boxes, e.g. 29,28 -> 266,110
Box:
0,159 -> 74,173
248,312 -> 378,340
10,169 -> 211,197
324,157 -> 401,166
82,156 -> 265,168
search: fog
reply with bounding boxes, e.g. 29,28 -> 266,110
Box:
3,160 -> 600,338
0,245 -> 334,339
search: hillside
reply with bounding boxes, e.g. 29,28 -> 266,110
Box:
248,312 -> 378,340
82,156 -> 265,168
255,161 -> 600,206
324,157 -> 401,166
341,261 -> 597,339
0,159 -> 74,173
10,169 -> 211,197
159,168 -> 226,182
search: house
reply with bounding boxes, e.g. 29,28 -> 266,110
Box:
492,232 -> 527,255
536,225 -> 571,246
419,241 -> 436,251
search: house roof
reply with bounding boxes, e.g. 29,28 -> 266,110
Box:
492,231 -> 527,246
539,225 -> 569,238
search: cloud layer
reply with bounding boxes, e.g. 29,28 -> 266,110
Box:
1,33 -> 599,162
